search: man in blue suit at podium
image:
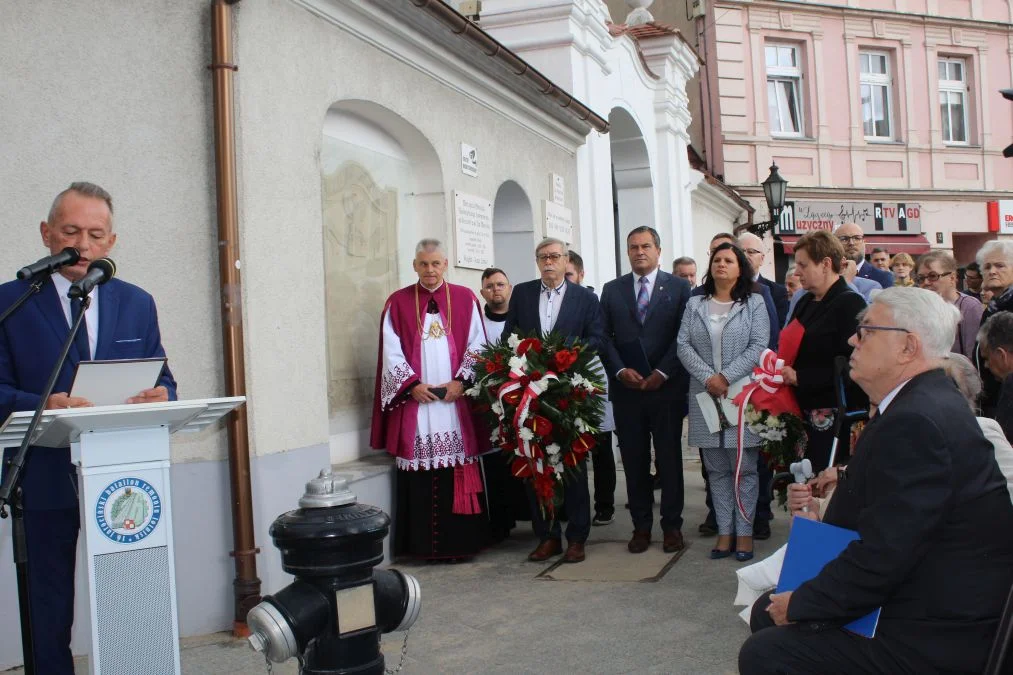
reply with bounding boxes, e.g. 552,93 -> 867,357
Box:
0,182 -> 177,673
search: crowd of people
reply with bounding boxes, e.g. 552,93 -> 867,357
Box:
371,223 -> 1013,673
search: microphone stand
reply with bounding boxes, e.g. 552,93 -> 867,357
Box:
0,293 -> 91,675
0,275 -> 48,327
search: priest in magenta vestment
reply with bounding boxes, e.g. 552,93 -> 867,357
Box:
370,239 -> 488,560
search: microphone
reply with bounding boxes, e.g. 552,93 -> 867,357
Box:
68,258 -> 116,299
790,458 -> 814,484
16,247 -> 80,281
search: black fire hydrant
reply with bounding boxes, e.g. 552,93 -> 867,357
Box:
246,469 -> 421,674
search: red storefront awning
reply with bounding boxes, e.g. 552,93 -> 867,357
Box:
779,234 -> 932,255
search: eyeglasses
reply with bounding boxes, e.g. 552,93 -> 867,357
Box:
914,271 -> 952,284
855,324 -> 911,341
536,253 -> 564,263
744,248 -> 763,257
837,235 -> 865,244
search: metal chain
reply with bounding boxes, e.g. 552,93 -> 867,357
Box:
384,629 -> 411,674
297,654 -> 306,674
264,653 -> 273,675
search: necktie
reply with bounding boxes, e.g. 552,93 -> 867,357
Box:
71,297 -> 91,361
636,277 -> 650,324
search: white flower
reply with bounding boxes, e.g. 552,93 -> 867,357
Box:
519,427 -> 535,442
581,379 -> 597,392
465,385 -> 481,398
490,427 -> 500,444
507,333 -> 521,349
491,401 -> 504,416
546,443 -> 561,455
553,462 -> 565,475
508,354 -> 528,372
765,416 -> 781,429
575,418 -> 588,433
570,374 -> 586,389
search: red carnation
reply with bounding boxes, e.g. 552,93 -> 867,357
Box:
519,375 -> 531,388
530,370 -> 543,381
557,398 -> 570,411
517,338 -> 543,356
552,349 -> 578,372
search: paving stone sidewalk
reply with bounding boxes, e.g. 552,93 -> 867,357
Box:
6,457 -> 791,675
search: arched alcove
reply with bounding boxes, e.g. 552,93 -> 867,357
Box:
609,107 -> 655,276
320,100 -> 444,460
492,180 -> 535,285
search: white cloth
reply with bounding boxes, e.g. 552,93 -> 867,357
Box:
734,544 -> 788,624
978,417 -> 1013,505
483,314 -> 506,345
51,273 -> 99,358
379,298 -> 485,471
538,280 -> 566,334
632,267 -> 659,303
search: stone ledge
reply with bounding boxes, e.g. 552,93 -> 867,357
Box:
331,453 -> 395,485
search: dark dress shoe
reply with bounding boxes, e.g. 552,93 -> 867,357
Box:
710,548 -> 733,559
735,551 -> 754,562
753,519 -> 771,540
698,520 -> 717,536
663,530 -> 685,553
562,541 -> 586,563
527,538 -> 562,562
627,530 -> 651,553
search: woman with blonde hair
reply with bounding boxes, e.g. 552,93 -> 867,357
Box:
890,252 -> 916,286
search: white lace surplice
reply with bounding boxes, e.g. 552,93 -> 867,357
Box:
380,300 -> 484,471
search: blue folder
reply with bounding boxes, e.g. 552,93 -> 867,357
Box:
776,517 -> 881,638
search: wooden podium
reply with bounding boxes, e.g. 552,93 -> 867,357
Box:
0,397 -> 245,675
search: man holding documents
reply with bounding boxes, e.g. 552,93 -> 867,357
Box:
0,182 -> 177,673
739,287 -> 1013,675
600,226 -> 691,554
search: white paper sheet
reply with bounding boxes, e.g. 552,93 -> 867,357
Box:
70,358 -> 166,406
695,376 -> 750,434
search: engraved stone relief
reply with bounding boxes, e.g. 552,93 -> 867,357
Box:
322,160 -> 398,414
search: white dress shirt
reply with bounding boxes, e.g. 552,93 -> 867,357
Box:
51,273 -> 99,359
876,378 -> 912,414
632,267 -> 660,303
538,279 -> 567,334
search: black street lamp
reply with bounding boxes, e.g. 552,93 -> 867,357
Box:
749,163 -> 788,236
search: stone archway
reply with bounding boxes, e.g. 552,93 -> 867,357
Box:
320,101 -> 444,462
609,107 -> 655,276
492,180 -> 535,286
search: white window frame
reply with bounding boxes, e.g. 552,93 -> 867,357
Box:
860,50 -> 894,141
765,43 -> 805,138
939,57 -> 970,145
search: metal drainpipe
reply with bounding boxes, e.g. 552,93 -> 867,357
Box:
209,0 -> 261,636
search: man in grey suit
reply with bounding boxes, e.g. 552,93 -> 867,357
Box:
600,226 -> 692,554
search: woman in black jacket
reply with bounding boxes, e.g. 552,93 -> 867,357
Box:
780,231 -> 868,472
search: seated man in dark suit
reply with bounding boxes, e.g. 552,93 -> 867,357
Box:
739,286 -> 1013,675
502,237 -> 605,564
0,182 -> 177,673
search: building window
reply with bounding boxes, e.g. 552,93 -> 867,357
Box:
766,44 -> 804,137
939,57 -> 969,144
860,51 -> 893,140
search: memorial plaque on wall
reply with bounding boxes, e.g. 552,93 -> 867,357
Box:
544,200 -> 573,243
551,173 -> 565,206
454,191 -> 494,269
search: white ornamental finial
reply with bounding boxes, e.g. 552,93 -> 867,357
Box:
624,0 -> 654,26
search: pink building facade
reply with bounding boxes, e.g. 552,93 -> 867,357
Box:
693,0 -> 1013,267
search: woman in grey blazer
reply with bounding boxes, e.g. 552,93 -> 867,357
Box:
677,243 -> 769,561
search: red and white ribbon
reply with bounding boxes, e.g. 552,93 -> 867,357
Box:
497,365 -> 558,462
734,349 -> 786,519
